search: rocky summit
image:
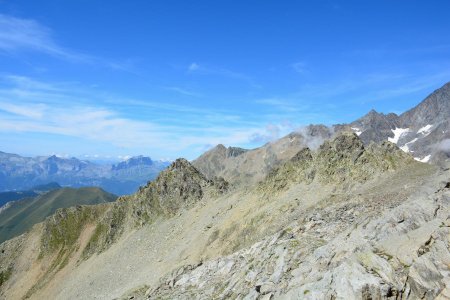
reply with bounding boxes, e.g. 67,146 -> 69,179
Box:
0,83 -> 450,299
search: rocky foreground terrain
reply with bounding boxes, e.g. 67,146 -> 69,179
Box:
0,83 -> 449,299
0,131 -> 448,300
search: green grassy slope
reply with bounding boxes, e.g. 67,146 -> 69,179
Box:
0,187 -> 117,243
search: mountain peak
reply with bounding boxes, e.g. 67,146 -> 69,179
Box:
112,156 -> 153,171
321,132 -> 364,153
367,108 -> 378,115
204,144 -> 247,158
134,158 -> 212,215
400,81 -> 450,127
168,158 -> 198,172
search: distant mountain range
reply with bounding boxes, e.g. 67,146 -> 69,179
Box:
0,154 -> 170,195
194,82 -> 450,185
346,81 -> 450,163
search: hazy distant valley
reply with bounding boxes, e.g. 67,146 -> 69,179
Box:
0,154 -> 170,196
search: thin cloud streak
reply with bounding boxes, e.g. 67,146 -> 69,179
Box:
0,14 -> 136,72
0,75 -> 301,158
187,62 -> 261,88
164,86 -> 202,97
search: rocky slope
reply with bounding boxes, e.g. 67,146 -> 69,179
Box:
147,168 -> 449,299
1,133 -> 448,299
0,83 -> 449,299
0,153 -> 170,195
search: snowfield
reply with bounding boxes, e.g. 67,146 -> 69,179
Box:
388,128 -> 410,144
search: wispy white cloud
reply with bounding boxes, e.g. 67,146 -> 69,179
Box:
164,86 -> 202,97
292,61 -> 308,74
4,69 -> 444,159
0,14 -> 89,62
187,62 -> 261,88
254,98 -> 309,113
249,123 -> 293,144
0,101 -> 46,119
0,14 -> 136,71
188,62 -> 200,71
0,74 -> 298,158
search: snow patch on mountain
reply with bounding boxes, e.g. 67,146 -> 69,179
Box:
417,124 -> 433,135
351,127 -> 362,136
388,128 -> 410,144
414,155 -> 431,163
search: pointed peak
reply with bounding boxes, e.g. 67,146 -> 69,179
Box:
364,109 -> 383,118
168,158 -> 196,171
321,132 -> 364,153
160,158 -> 207,183
203,144 -> 227,156
214,144 -> 227,150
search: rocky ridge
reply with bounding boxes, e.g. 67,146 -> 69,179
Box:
194,82 -> 450,188
146,170 -> 450,299
2,132 -> 447,299
261,133 -> 413,194
18,161 -> 216,275
0,79 -> 450,299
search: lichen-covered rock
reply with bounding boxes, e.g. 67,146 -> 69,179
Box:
131,158 -> 225,216
261,132 -> 414,194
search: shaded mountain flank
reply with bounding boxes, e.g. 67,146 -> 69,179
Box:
0,187 -> 117,243
0,182 -> 61,208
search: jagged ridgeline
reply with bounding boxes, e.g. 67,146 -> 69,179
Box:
8,134 -> 409,279
1,159 -> 227,296
0,131 -> 446,299
39,159 -> 228,261
261,132 -> 414,193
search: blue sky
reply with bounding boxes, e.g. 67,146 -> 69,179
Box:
1,1 -> 450,160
